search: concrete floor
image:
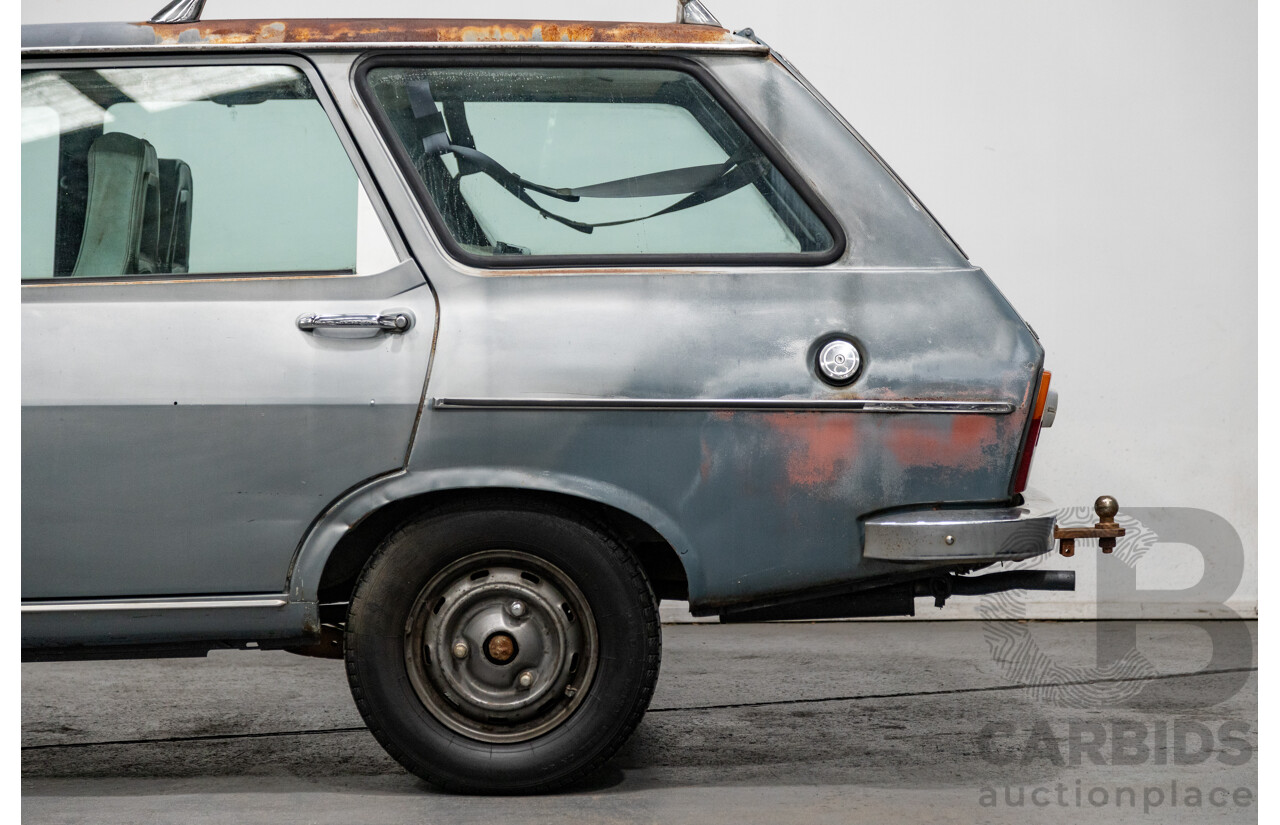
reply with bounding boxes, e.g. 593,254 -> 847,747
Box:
22,621 -> 1257,824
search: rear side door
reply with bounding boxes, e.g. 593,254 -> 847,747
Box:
21,55 -> 436,600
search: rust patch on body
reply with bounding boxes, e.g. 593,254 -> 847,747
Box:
763,413 -> 861,487
139,18 -> 738,46
255,22 -> 286,43
886,415 -> 1001,471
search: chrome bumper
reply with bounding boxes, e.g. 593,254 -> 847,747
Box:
862,491 -> 1057,564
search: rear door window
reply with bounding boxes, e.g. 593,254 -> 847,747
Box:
362,63 -> 838,265
21,64 -> 396,279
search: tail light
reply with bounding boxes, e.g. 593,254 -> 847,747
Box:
1012,370 -> 1052,494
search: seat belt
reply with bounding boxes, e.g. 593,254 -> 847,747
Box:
441,99 -> 480,177
405,80 -> 768,235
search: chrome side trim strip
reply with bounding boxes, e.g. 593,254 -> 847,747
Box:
22,595 -> 289,613
431,397 -> 1015,414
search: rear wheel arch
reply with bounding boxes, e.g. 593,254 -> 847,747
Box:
312,486 -> 691,609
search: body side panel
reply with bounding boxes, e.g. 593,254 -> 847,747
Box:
404,267 -> 1039,610
318,50 -> 1041,611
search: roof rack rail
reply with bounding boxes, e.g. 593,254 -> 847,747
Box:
149,1 -> 722,29
150,0 -> 206,25
676,0 -> 721,27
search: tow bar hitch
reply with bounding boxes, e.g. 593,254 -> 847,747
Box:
1053,495 -> 1126,557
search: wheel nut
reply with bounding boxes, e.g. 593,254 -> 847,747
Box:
509,600 -> 527,618
517,670 -> 535,689
452,641 -> 469,660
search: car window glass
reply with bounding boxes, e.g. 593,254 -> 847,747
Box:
21,64 -> 398,279
365,65 -> 835,261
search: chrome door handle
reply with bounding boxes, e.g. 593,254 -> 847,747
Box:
297,311 -> 414,337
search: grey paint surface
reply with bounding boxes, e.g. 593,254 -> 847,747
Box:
21,261 -> 437,601
23,41 -> 1042,642
386,53 -> 1041,609
21,621 -> 1258,823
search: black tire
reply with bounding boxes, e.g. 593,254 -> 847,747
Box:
344,502 -> 661,793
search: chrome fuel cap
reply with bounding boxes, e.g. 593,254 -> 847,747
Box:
817,339 -> 861,384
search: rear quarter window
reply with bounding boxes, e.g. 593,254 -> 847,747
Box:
362,60 -> 839,267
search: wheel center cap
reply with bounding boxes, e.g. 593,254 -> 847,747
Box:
485,632 -> 518,664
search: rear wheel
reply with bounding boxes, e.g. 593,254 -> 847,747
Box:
344,504 -> 660,793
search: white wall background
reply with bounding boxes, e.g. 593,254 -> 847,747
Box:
22,1 -> 1258,618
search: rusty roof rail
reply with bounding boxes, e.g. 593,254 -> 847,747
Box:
146,1 -> 722,28
22,18 -> 768,53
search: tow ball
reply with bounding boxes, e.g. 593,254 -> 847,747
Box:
1053,495 -> 1125,557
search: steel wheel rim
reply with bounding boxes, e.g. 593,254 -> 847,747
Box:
404,549 -> 599,743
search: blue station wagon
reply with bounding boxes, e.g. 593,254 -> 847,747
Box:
21,0 -> 1118,792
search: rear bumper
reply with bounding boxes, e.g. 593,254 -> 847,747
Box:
862,490 -> 1057,564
